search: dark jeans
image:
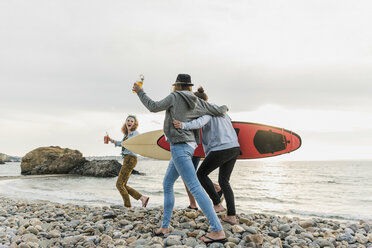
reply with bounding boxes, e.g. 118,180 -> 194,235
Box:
192,156 -> 201,170
197,147 -> 240,216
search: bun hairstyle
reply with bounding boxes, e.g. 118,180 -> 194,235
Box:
194,86 -> 208,101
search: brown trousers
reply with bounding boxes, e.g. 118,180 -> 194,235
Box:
116,155 -> 142,207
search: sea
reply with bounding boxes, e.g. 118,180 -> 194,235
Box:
1,159 -> 371,222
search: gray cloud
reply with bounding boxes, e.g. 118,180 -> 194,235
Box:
1,1 -> 372,158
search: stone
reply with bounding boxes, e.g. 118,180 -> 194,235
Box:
29,218 -> 42,226
301,232 -> 314,240
165,235 -> 182,246
21,233 -> 39,243
248,234 -> 264,244
68,219 -> 80,228
225,241 -> 237,247
239,217 -> 254,226
26,226 -> 38,235
125,236 -> 137,244
184,237 -> 198,247
368,233 -> 372,242
130,238 -> 148,246
18,243 -> 31,248
47,230 -> 61,238
347,224 -> 358,233
299,220 -> 314,229
227,237 -> 240,244
337,233 -> 356,244
279,224 -> 291,232
362,223 -> 371,233
317,238 -> 334,248
245,226 -> 258,234
268,232 -> 280,238
344,227 -> 354,234
209,243 -> 225,248
232,225 -> 245,233
37,239 -> 54,248
100,234 -> 113,244
62,235 -> 85,246
271,237 -> 282,246
184,211 -> 198,219
355,233 -> 368,244
102,211 -> 117,219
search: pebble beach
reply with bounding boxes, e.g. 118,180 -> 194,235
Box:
1,197 -> 372,248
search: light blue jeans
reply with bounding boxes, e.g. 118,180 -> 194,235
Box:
162,143 -> 223,232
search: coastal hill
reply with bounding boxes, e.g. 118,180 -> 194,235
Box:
0,153 -> 9,163
0,153 -> 22,163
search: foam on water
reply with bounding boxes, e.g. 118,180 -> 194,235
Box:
1,159 -> 371,220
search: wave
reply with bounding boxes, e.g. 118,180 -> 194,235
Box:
235,195 -> 299,204
289,209 -> 372,221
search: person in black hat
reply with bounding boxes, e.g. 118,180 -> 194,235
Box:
132,74 -> 228,243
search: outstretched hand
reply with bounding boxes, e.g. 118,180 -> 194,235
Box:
173,120 -> 182,129
132,82 -> 142,93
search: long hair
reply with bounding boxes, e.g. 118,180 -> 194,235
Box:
121,116 -> 139,135
173,84 -> 192,92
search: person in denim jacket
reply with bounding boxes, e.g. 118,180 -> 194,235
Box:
108,115 -> 150,208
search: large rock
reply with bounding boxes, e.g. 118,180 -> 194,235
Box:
21,146 -> 86,175
20,146 -> 145,177
70,160 -> 122,177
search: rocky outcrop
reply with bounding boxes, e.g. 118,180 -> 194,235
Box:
21,146 -> 86,175
71,160 -> 145,177
70,160 -> 122,177
20,146 -> 145,177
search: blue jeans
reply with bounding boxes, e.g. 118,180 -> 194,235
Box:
192,156 -> 201,170
162,143 -> 223,232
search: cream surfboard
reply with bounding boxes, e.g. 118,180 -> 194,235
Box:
122,122 -> 302,160
121,130 -> 171,160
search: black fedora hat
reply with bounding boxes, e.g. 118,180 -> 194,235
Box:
173,74 -> 194,86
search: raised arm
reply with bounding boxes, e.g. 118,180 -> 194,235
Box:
136,89 -> 175,113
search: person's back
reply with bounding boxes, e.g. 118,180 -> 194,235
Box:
174,86 -> 241,226
199,110 -> 239,156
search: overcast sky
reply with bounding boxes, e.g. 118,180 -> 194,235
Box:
1,0 -> 372,160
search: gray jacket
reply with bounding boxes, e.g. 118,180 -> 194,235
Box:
137,89 -> 228,144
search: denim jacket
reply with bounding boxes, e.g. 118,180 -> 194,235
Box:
114,130 -> 139,157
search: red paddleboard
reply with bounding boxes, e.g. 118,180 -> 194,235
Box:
157,122 -> 301,159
